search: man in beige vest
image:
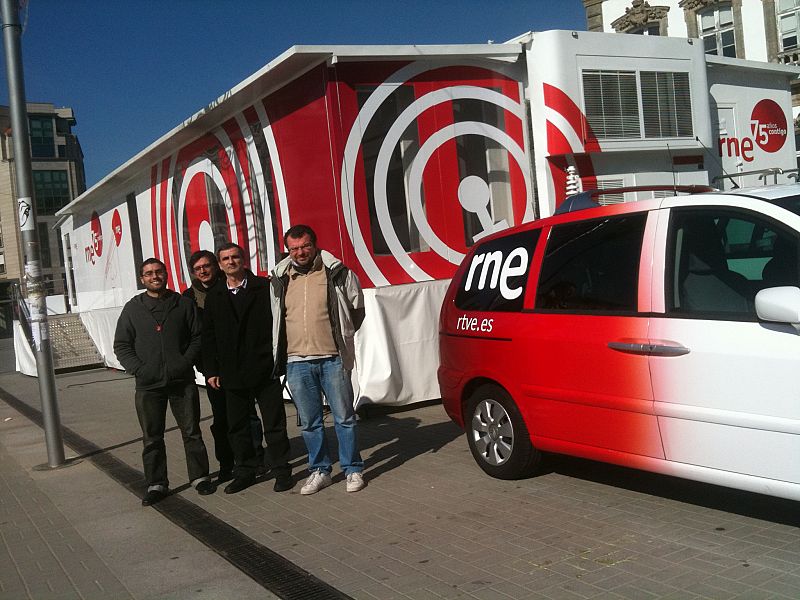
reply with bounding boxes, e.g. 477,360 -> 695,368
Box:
271,225 -> 366,495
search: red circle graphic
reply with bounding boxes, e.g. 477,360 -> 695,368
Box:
750,99 -> 787,153
112,209 -> 123,246
90,211 -> 103,258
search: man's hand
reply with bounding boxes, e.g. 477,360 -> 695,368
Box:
208,376 -> 221,389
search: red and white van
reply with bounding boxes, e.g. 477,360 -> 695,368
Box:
438,184 -> 800,501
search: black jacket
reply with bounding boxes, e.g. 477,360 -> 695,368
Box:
182,276 -> 222,372
113,290 -> 201,390
202,270 -> 275,389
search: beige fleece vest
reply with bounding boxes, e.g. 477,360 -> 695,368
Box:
285,263 -> 338,357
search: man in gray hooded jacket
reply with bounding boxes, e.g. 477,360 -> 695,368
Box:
271,225 -> 366,495
114,258 -> 212,506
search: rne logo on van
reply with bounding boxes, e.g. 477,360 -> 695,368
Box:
454,229 -> 539,313
463,247 -> 529,300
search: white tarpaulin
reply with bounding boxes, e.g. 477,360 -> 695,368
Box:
79,306 -> 123,370
13,321 -> 36,376
354,279 -> 449,408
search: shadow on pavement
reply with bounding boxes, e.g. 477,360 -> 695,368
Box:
354,413 -> 462,481
541,453 -> 800,527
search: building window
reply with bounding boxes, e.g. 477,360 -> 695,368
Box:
0,250 -> 5,275
699,3 -> 736,57
779,0 -> 800,51
29,116 -> 55,158
611,1 -> 669,35
583,69 -> 693,140
630,24 -> 661,35
32,170 -> 71,215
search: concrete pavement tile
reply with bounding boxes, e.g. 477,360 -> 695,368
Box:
354,581 -> 414,599
757,571 -> 800,598
722,564 -> 782,587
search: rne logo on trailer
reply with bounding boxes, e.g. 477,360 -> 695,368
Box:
463,247 -> 529,300
718,98 -> 787,162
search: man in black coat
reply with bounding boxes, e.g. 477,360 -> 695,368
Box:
202,242 -> 292,494
114,258 -> 212,506
183,250 -> 236,483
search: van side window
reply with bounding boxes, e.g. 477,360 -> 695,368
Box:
454,229 -> 539,312
535,214 -> 646,312
667,208 -> 800,317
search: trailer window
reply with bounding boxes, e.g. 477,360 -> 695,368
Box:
640,72 -> 692,138
582,70 -> 693,140
582,70 -> 640,139
452,95 -> 514,247
357,85 -> 424,256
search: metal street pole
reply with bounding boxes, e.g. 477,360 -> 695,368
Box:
1,0 -> 65,467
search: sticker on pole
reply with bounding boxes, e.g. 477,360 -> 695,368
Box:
18,196 -> 32,231
750,99 -> 787,153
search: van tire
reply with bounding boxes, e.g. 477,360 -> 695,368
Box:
465,384 -> 540,480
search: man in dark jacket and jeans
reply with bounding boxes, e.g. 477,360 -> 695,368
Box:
202,242 -> 292,494
114,258 -> 212,506
184,250 -> 266,484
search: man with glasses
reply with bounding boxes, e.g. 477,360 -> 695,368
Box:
183,250 -> 236,484
202,243 -> 293,494
271,225 -> 366,495
114,258 -> 212,506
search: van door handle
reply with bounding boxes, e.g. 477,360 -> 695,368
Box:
608,341 -> 689,356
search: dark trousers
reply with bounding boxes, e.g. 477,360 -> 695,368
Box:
135,381 -> 210,488
226,378 -> 290,479
205,382 -> 234,472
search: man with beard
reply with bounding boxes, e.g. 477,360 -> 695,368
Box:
271,225 -> 366,495
114,258 -> 212,506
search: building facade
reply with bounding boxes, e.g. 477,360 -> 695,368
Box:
0,102 -> 86,302
584,1 -> 800,122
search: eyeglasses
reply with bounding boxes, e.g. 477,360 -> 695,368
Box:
287,242 -> 314,254
192,263 -> 214,273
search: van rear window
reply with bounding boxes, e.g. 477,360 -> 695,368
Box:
536,214 -> 646,312
454,229 -> 539,312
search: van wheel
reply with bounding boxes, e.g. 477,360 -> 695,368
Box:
465,384 -> 540,480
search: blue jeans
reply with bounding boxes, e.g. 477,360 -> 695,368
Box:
286,356 -> 363,476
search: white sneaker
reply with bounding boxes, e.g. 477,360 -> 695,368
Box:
300,470 -> 332,495
346,472 -> 365,493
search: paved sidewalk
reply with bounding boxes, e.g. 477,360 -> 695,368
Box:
1,368 -> 800,599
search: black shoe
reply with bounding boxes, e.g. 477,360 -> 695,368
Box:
224,475 -> 255,494
142,488 -> 167,506
196,480 -> 215,496
217,468 -> 233,484
273,474 -> 293,493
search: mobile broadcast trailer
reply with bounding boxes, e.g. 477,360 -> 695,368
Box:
53,30 -> 798,408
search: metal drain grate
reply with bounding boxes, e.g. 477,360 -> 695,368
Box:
0,384 -> 352,600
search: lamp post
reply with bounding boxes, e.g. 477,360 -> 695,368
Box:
2,0 -> 65,467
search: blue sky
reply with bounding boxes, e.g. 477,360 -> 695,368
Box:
3,1 -> 587,187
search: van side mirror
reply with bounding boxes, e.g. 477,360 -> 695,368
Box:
755,286 -> 800,326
